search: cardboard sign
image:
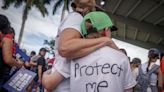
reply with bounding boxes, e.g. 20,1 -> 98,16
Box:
3,68 -> 36,92
15,44 -> 30,62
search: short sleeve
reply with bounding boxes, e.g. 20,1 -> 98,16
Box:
54,60 -> 70,78
31,55 -> 38,62
51,53 -> 70,78
123,57 -> 137,89
37,57 -> 44,66
58,12 -> 83,34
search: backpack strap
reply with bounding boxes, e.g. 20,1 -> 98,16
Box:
136,65 -> 143,81
147,64 -> 159,75
138,65 -> 144,75
138,64 -> 159,76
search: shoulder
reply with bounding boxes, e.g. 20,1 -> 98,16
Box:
31,55 -> 38,61
37,56 -> 45,64
58,12 -> 83,35
2,35 -> 13,45
67,12 -> 83,19
38,56 -> 45,60
61,12 -> 83,24
100,46 -> 128,59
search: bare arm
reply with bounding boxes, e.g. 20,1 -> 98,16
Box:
30,60 -> 37,66
42,69 -> 64,91
66,41 -> 106,59
2,38 -> 23,67
58,28 -> 117,59
157,68 -> 163,89
38,65 -> 42,84
124,88 -> 133,92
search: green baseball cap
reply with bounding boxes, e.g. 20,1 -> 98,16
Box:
81,11 -> 117,37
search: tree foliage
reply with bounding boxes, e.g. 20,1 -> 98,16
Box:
44,39 -> 55,55
1,0 -> 51,45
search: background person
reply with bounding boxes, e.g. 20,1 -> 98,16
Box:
0,14 -> 24,92
138,48 -> 163,92
130,58 -> 141,80
37,48 -> 47,92
25,50 -> 36,92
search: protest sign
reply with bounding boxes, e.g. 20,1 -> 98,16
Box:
3,68 -> 36,92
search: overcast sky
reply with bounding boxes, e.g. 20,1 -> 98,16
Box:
0,1 -> 151,63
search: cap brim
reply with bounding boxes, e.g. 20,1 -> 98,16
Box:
110,26 -> 118,32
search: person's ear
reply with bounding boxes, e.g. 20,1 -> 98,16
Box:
85,21 -> 92,30
104,27 -> 110,37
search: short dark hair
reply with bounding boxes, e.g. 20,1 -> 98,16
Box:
119,48 -> 127,56
131,58 -> 141,64
0,14 -> 13,35
31,51 -> 36,55
11,27 -> 15,35
39,48 -> 47,55
0,14 -> 10,31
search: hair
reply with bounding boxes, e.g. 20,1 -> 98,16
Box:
85,19 -> 98,36
147,59 -> 151,72
71,0 -> 96,16
119,48 -> 127,56
31,51 -> 36,56
11,27 -> 15,35
0,14 -> 10,33
132,58 -> 141,65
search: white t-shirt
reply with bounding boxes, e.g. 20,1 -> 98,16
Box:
132,68 -> 139,80
141,62 -> 159,86
51,12 -> 83,92
70,46 -> 136,92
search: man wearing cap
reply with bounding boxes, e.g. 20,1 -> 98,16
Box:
37,48 -> 47,92
42,0 -> 119,91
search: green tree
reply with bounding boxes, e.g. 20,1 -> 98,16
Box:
44,39 -> 55,55
2,0 -> 50,45
53,0 -> 71,21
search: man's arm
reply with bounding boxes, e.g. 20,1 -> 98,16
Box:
124,88 -> 133,92
157,68 -> 163,91
38,65 -> 42,84
42,69 -> 64,91
58,29 -> 116,59
37,57 -> 45,84
65,41 -> 106,59
30,60 -> 37,66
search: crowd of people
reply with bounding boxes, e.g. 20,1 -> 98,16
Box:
1,0 -> 164,92
0,14 -> 54,91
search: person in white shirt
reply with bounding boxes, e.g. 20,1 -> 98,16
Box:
130,58 -> 141,80
43,11 -> 136,92
70,11 -> 136,92
42,0 -> 119,92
